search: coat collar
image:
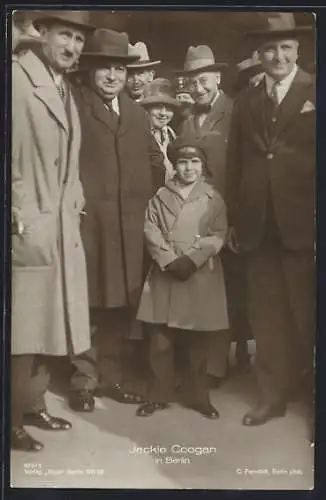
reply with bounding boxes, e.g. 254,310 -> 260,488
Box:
157,178 -> 215,218
80,85 -> 136,136
17,50 -> 70,133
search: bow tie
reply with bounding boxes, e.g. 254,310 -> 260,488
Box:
194,103 -> 212,115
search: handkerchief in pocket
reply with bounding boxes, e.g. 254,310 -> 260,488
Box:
300,100 -> 315,113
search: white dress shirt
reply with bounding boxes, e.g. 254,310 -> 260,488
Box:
265,64 -> 298,105
104,96 -> 120,115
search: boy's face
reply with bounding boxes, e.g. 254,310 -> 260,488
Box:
148,105 -> 174,130
175,149 -> 203,185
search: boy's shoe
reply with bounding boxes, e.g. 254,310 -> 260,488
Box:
136,402 -> 168,417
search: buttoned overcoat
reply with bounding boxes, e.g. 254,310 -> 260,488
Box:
137,179 -> 229,331
12,50 -> 90,355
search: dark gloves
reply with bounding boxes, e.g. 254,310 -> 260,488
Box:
165,255 -> 197,281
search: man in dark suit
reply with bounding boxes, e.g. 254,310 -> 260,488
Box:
177,46 -> 235,384
68,28 -> 165,412
226,13 -> 315,427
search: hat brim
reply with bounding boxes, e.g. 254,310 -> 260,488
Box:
126,60 -> 161,69
173,62 -> 228,75
79,52 -> 140,63
140,96 -> 180,108
33,16 -> 96,32
15,34 -> 44,48
246,26 -> 313,38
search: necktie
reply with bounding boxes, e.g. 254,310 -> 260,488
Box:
56,80 -> 66,105
105,100 -> 119,126
269,82 -> 279,108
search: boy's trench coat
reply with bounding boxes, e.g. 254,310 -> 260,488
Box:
11,50 -> 90,356
137,179 -> 229,331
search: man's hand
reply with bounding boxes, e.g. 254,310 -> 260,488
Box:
12,211 -> 24,235
165,255 -> 197,281
227,226 -> 241,254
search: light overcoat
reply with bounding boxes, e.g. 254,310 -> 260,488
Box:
11,50 -> 90,355
137,179 -> 229,331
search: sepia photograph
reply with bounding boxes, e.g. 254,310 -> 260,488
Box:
8,7 -> 315,490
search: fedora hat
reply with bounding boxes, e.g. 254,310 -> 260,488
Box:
141,78 -> 180,108
246,12 -> 313,39
174,45 -> 227,75
32,10 -> 95,32
79,28 -> 140,63
126,42 -> 161,69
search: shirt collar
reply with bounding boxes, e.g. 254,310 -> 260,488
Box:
210,89 -> 220,108
265,64 -> 298,94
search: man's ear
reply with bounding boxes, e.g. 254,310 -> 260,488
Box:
148,70 -> 155,82
216,72 -> 221,86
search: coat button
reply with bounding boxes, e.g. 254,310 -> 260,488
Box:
267,153 -> 274,160
54,158 -> 60,167
272,117 -> 277,123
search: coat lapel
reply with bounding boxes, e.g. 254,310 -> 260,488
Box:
156,182 -> 184,219
200,93 -> 229,133
82,86 -> 119,133
117,92 -> 134,137
18,51 -> 69,134
271,68 -> 314,141
248,79 -> 270,149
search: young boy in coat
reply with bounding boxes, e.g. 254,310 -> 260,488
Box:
136,134 -> 229,418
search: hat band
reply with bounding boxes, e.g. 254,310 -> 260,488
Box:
184,58 -> 216,71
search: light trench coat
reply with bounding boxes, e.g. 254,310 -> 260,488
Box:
11,50 -> 90,355
137,179 -> 229,331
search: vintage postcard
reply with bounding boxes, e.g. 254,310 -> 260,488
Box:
8,7 -> 315,490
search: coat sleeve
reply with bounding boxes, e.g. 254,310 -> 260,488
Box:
224,93 -> 243,226
11,64 -> 26,222
144,196 -> 179,270
185,195 -> 228,269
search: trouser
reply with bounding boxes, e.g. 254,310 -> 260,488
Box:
146,324 -> 211,406
70,307 -> 131,391
11,355 -> 50,427
246,244 -> 315,406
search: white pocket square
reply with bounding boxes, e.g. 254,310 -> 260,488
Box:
300,100 -> 315,113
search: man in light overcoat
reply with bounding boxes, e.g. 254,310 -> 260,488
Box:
11,11 -> 94,451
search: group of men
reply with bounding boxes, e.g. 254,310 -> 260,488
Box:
11,10 -> 315,452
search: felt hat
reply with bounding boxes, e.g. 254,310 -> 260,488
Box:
174,45 -> 227,75
126,42 -> 161,68
167,133 -> 209,171
246,12 -> 313,39
33,10 -> 95,32
141,78 -> 180,108
79,28 -> 140,64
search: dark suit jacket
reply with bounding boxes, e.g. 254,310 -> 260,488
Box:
179,93 -> 234,197
225,68 -> 315,251
72,85 -> 165,309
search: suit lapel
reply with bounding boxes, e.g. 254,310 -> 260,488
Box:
200,93 -> 228,133
271,68 -> 313,141
248,79 -> 270,149
18,51 -> 69,134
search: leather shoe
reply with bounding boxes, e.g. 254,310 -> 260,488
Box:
11,426 -> 44,452
105,383 -> 144,404
191,403 -> 220,419
24,409 -> 72,430
136,402 -> 168,417
68,390 -> 95,412
242,403 -> 286,426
